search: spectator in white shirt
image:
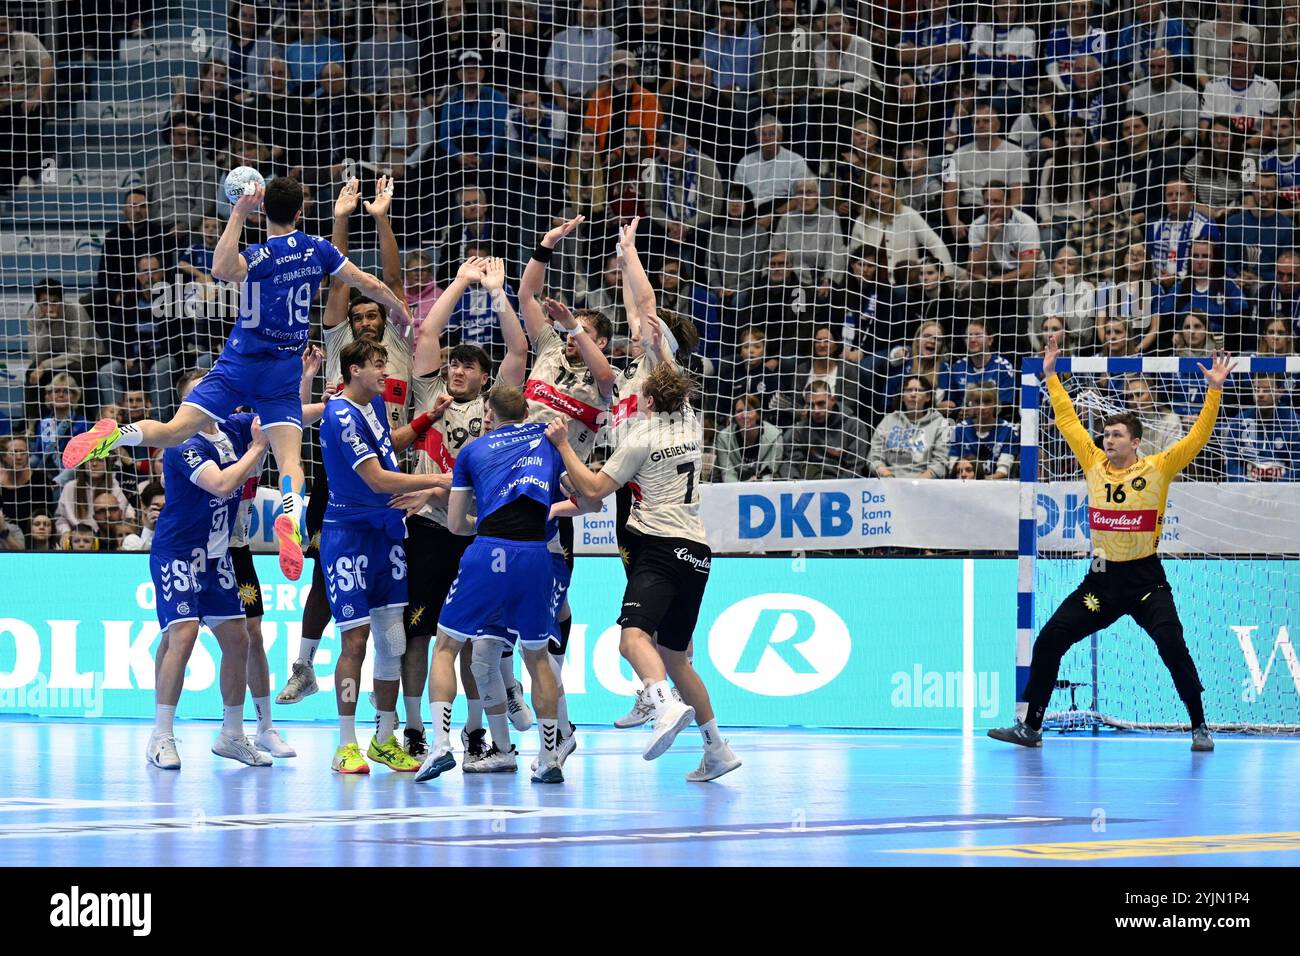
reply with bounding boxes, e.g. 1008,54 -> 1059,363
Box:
545,0 -> 617,111
942,103 -> 1030,245
852,171 -> 952,277
1129,47 -> 1200,148
1199,39 -> 1279,147
968,181 -> 1044,346
733,114 -> 816,228
811,8 -> 880,95
1195,0 -> 1261,88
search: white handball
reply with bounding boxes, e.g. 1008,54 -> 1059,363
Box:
222,166 -> 265,204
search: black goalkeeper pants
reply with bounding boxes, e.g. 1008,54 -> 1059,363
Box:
1021,555 -> 1206,730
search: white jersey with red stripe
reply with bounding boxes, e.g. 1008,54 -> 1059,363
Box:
323,320 -> 413,430
524,324 -> 610,465
411,373 -> 486,527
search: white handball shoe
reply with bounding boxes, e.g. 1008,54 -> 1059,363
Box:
146,732 -> 181,770
643,701 -> 695,761
531,722 -> 578,771
614,689 -> 654,728
686,741 -> 742,782
505,680 -> 534,732
212,732 -> 273,767
466,743 -> 519,773
276,660 -> 318,703
254,728 -> 296,757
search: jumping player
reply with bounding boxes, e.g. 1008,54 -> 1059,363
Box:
63,176 -> 412,583
400,255 -> 531,763
989,335 -> 1235,751
224,351 -> 328,755
411,384 -> 567,784
278,177 -> 410,706
146,386 -> 274,770
608,217 -> 698,729
518,215 -> 617,761
319,338 -> 450,774
546,361 -> 742,781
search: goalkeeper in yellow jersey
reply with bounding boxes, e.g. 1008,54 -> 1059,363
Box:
989,335 -> 1236,752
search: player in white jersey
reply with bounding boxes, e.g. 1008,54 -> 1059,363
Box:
547,361 -> 742,782
397,256 -> 531,766
607,218 -> 702,729
518,215 -> 617,762
278,177 -> 412,706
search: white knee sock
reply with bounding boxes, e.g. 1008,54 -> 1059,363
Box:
222,704 -> 243,737
465,698 -> 484,732
432,701 -> 453,751
498,654 -> 516,689
253,696 -> 272,734
487,712 -> 512,750
297,637 -> 320,665
404,696 -> 423,731
539,719 -> 559,760
155,703 -> 175,735
646,679 -> 674,714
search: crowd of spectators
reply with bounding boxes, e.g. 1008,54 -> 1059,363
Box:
3,0 -> 1300,551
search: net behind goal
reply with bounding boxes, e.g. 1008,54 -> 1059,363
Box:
1019,355 -> 1300,734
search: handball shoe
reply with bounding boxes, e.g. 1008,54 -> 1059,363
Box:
255,728 -> 296,757
213,732 -> 273,766
687,742 -> 742,782
276,660 -> 318,703
615,689 -> 654,728
368,735 -> 421,772
644,700 -> 695,761
466,743 -> 518,773
146,732 -> 181,770
332,742 -> 370,774
505,681 -> 534,731
987,721 -> 1044,748
415,747 -> 456,783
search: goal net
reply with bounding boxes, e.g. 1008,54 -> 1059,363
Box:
1,0 -> 1298,567
1020,355 -> 1300,734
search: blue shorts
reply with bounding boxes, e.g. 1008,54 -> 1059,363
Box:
319,522 -> 408,632
184,349 -> 303,430
150,551 -> 245,632
439,537 -> 555,648
547,549 -> 572,645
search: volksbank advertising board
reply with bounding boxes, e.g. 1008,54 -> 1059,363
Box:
0,555 -> 1296,729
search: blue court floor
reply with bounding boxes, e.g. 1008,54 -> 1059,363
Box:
4,719 -> 1299,867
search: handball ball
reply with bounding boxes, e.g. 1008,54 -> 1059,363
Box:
222,166 -> 265,204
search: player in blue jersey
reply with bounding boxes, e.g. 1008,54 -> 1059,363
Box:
319,338 -> 451,774
410,384 -> 567,784
63,177 -> 413,583
145,391 -> 274,770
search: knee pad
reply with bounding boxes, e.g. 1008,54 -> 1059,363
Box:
371,606 -> 407,682
470,638 -> 508,709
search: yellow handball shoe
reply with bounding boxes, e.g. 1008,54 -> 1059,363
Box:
332,742 -> 371,774
368,736 -> 422,772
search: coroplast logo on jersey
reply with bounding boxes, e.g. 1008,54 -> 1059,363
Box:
708,594 -> 851,696
1088,508 -> 1157,532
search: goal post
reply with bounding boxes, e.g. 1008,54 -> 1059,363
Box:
1019,354 -> 1300,734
